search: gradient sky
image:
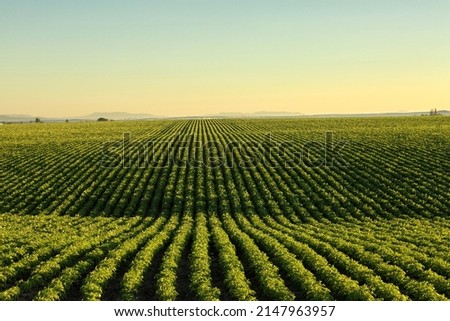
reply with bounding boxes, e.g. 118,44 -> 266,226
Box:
1,0 -> 450,117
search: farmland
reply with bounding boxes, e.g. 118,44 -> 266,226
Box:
1,117 -> 450,300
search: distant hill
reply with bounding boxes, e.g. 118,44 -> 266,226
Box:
1,110 -> 448,123
203,110 -> 450,118
76,112 -> 162,120
304,110 -> 450,118
0,112 -> 162,123
437,110 -> 450,116
0,114 -> 37,122
205,111 -> 304,118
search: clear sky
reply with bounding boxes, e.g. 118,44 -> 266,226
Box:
1,0 -> 449,117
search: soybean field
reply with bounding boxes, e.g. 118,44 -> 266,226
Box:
1,117 -> 450,301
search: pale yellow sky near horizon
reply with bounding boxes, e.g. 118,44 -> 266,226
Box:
1,1 -> 450,117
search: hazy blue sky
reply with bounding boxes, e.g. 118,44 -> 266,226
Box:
1,0 -> 449,117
